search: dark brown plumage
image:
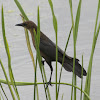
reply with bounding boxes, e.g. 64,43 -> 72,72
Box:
16,21 -> 87,86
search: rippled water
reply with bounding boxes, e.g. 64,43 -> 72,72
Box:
0,0 -> 100,100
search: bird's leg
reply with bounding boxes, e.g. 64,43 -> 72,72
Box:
41,60 -> 45,65
47,70 -> 53,85
45,62 -> 53,89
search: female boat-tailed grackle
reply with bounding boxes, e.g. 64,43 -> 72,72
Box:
16,21 -> 87,86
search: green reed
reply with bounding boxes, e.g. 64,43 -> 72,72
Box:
48,0 -> 58,99
83,1 -> 100,100
69,0 -> 82,100
0,0 -> 100,100
1,5 -> 19,100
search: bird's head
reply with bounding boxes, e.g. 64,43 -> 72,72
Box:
16,21 -> 37,30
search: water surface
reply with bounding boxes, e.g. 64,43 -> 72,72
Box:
0,0 -> 100,100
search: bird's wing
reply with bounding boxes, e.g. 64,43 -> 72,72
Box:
39,33 -> 79,62
58,46 -> 79,62
39,37 -> 56,60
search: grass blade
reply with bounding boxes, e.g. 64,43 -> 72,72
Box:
0,60 -> 15,100
33,29 -> 49,100
14,0 -> 41,99
57,26 -> 72,97
73,1 -> 82,100
0,79 -> 91,100
83,1 -> 100,100
37,7 -> 51,100
95,22 -> 100,41
80,55 -> 83,100
15,0 -> 51,98
48,0 -> 58,99
74,0 -> 82,42
0,84 -> 8,100
33,7 -> 40,100
14,0 -> 29,20
1,5 -> 20,100
33,7 -> 51,100
69,0 -> 75,99
0,90 -> 4,100
20,16 -> 40,100
69,0 -> 82,100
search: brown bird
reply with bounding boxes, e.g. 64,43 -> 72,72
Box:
16,21 -> 87,86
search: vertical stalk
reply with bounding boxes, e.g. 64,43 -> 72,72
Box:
48,0 -> 58,99
80,55 -> 83,100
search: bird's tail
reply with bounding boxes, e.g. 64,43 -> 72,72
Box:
59,57 -> 87,78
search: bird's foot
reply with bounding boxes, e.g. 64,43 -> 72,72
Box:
41,60 -> 45,65
45,81 -> 53,89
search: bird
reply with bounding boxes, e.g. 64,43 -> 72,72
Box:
16,20 -> 87,87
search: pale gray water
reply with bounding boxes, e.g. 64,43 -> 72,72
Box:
0,0 -> 100,100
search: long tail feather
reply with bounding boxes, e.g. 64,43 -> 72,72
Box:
59,58 -> 87,78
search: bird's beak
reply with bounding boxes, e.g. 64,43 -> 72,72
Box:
15,23 -> 24,27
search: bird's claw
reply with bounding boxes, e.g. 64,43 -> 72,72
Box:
45,81 -> 53,89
